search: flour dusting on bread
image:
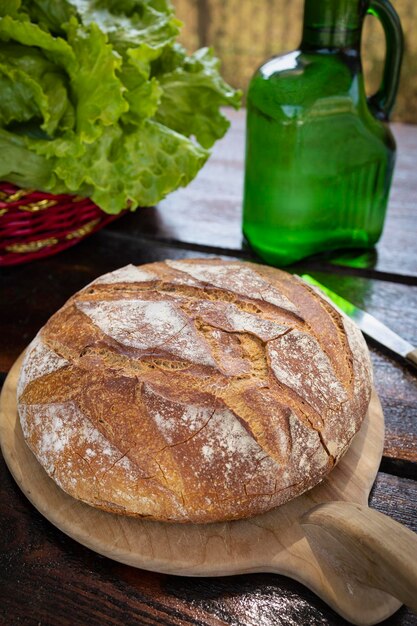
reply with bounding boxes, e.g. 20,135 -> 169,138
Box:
17,259 -> 372,523
18,335 -> 69,398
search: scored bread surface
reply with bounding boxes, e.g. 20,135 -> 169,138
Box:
17,259 -> 372,523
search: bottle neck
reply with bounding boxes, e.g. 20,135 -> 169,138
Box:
300,0 -> 368,52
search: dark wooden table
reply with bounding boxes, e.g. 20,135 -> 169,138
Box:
1,110 -> 416,626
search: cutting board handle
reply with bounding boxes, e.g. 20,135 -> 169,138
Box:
302,501 -> 417,616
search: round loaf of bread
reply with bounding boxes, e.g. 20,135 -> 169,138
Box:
17,259 -> 372,523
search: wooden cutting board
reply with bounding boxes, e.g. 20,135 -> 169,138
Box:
1,355 -> 417,626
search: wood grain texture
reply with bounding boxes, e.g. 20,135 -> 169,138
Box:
302,502 -> 417,613
0,450 -> 416,626
106,111 -> 417,280
1,126 -> 416,626
3,354 -> 416,625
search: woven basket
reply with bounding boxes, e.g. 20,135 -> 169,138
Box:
0,182 -> 123,266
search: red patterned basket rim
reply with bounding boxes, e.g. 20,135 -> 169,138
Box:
0,182 -> 124,266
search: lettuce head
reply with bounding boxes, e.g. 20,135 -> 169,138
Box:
0,0 -> 241,213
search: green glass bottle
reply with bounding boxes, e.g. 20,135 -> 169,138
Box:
243,0 -> 403,266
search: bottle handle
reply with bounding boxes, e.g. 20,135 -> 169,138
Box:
367,0 -> 403,121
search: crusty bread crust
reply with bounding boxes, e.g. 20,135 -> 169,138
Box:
17,259 -> 372,523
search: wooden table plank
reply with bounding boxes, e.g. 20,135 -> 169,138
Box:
0,448 -> 417,626
2,227 -> 416,625
1,102 -> 416,626
0,451 -> 416,626
108,111 -> 417,280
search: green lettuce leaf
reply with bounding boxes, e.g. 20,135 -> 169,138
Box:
155,46 -> 241,149
0,1 -> 22,19
64,19 -> 128,142
23,120 -> 208,212
19,0 -> 76,34
0,1 -> 240,213
0,43 -> 73,133
0,15 -> 76,69
0,127 -> 59,190
70,0 -> 181,51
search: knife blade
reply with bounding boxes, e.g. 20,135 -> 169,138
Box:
299,274 -> 417,369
